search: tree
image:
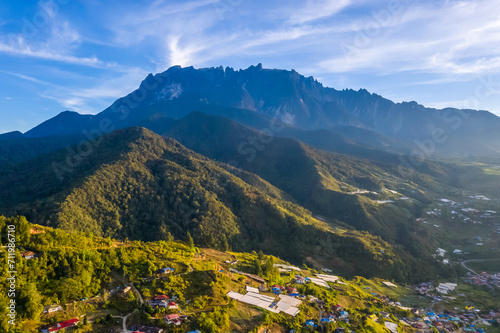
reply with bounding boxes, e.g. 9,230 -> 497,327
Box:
0,216 -> 5,245
7,216 -> 31,247
19,283 -> 43,320
221,236 -> 229,252
186,231 -> 194,249
255,259 -> 263,276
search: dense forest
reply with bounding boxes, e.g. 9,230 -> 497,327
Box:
0,128 -> 459,281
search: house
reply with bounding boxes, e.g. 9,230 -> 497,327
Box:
43,304 -> 63,314
339,311 -> 349,318
167,301 -> 178,309
258,284 -> 267,292
21,251 -> 35,259
164,314 -> 181,325
271,285 -> 285,294
321,314 -> 336,323
154,295 -> 169,301
41,318 -> 79,332
295,276 -> 306,284
305,320 -> 317,327
159,267 -> 175,274
148,295 -> 169,307
149,299 -> 167,307
315,299 -> 326,307
287,287 -> 298,295
130,325 -> 164,333
443,322 -> 454,330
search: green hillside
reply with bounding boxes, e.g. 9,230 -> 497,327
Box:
151,112 -> 438,241
0,217 -> 496,333
0,128 -> 451,281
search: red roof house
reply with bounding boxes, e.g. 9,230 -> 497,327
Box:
47,318 -> 79,332
154,295 -> 169,300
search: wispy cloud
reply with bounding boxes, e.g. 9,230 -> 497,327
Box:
287,0 -> 353,25
39,67 -> 149,114
0,40 -> 102,66
0,5 -> 111,68
315,0 -> 500,76
0,70 -> 53,85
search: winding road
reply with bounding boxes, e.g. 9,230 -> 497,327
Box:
111,271 -> 145,333
113,312 -> 135,333
461,259 -> 500,276
111,265 -> 194,332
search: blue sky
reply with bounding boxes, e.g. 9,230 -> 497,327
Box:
1,0 -> 500,134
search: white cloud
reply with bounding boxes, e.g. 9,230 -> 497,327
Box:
166,35 -> 205,67
39,67 -> 149,114
107,0 -> 218,46
0,37 -> 102,66
287,0 -> 353,25
0,5 -> 112,68
315,0 -> 500,76
0,70 -> 53,85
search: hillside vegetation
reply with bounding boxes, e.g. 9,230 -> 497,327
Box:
0,128 -> 453,281
1,217 -> 483,333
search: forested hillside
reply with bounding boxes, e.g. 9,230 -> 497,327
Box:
0,128 -> 453,281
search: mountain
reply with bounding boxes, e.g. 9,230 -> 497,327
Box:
0,131 -> 25,140
0,127 -> 450,281
1,64 -> 498,283
141,112 -> 429,240
91,65 -> 500,154
16,65 -> 500,158
0,134 -> 85,168
24,110 -> 93,138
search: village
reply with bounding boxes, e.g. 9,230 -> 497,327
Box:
33,252 -> 500,333
16,215 -> 500,333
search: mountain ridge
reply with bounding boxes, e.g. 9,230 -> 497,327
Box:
16,64 -> 500,158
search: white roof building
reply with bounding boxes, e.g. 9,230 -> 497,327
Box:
316,274 -> 339,283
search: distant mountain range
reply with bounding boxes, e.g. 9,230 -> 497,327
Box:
4,64 -> 500,157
